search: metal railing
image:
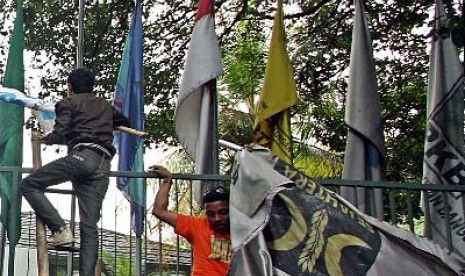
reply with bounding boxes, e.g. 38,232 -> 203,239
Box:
0,166 -> 464,275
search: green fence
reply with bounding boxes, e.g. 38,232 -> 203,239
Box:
1,166 -> 464,275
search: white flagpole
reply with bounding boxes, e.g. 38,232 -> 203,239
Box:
219,139 -> 241,151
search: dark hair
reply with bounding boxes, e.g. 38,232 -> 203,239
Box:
203,186 -> 229,204
67,68 -> 95,94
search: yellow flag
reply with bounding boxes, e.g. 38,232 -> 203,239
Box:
253,0 -> 298,164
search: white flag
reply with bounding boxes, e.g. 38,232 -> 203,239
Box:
422,0 -> 465,258
341,0 -> 386,219
174,0 -> 223,205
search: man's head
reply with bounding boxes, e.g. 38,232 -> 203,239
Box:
67,68 -> 95,95
203,187 -> 230,235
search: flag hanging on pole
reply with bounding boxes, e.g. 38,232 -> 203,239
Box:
252,0 -> 298,165
113,0 -> 146,237
174,0 -> 223,205
0,0 -> 24,274
341,0 -> 386,220
422,0 -> 465,258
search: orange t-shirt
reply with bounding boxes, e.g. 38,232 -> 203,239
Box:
175,214 -> 231,276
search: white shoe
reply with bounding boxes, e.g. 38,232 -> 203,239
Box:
47,227 -> 74,246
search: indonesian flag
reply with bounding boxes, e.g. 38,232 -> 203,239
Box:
174,0 -> 223,205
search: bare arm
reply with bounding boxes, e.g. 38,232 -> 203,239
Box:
150,165 -> 178,228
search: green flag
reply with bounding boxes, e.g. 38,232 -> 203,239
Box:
0,0 -> 24,272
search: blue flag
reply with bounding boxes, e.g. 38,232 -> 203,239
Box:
113,0 -> 145,237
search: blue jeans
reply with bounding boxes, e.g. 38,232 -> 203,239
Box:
20,147 -> 111,276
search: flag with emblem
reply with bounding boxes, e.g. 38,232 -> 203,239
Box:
341,0 -> 386,219
174,0 -> 223,204
252,0 -> 298,165
422,0 -> 465,258
113,0 -> 146,237
228,147 -> 465,275
0,1 -> 24,274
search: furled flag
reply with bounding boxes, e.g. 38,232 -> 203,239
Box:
252,0 -> 298,165
174,0 -> 223,205
0,0 -> 24,275
422,0 -> 465,258
228,147 -> 465,275
341,0 -> 386,220
0,85 -> 56,134
113,0 -> 146,237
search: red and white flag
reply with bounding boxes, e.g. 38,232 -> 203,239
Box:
174,0 -> 223,204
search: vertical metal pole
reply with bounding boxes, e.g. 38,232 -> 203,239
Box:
66,1 -> 85,274
462,0 -> 464,70
0,223 -> 6,276
77,0 -> 85,68
135,185 -> 144,276
211,81 -> 219,174
211,0 -> 219,175
8,169 -> 22,276
67,197 -> 76,275
135,238 -> 142,276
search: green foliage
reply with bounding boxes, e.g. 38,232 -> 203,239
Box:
294,148 -> 343,179
222,18 -> 266,109
101,250 -> 134,276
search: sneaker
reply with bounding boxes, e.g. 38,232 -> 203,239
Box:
47,227 -> 74,246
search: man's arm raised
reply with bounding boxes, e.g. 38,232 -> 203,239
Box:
150,165 -> 178,228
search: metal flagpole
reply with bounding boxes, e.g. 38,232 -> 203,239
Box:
0,225 -> 5,276
135,231 -> 142,276
70,0 -> 84,275
211,80 -> 219,174
219,139 -> 241,151
77,0 -> 85,68
133,1 -> 143,274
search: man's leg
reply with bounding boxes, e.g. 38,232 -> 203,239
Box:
73,149 -> 111,276
20,156 -> 78,232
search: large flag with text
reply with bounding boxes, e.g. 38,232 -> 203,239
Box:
0,0 -> 24,274
252,0 -> 298,165
113,0 -> 146,237
228,147 -> 465,275
422,0 -> 465,258
341,0 -> 386,220
174,0 -> 223,204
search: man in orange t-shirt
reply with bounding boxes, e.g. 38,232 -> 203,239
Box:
151,165 -> 231,276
